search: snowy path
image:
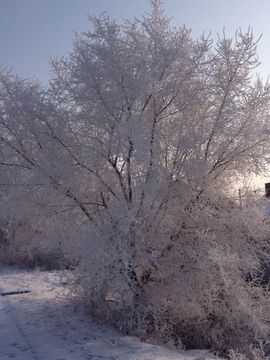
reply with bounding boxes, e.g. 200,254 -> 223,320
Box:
0,266 -> 219,360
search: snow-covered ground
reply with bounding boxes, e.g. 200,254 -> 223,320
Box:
0,266 -> 219,360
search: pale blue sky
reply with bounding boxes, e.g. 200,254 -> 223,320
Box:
1,1 -> 270,83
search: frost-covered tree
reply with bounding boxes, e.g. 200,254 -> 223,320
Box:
1,2 -> 270,217
49,3 -> 270,211
1,0 -> 270,354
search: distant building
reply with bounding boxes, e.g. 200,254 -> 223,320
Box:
265,183 -> 270,198
256,183 -> 270,216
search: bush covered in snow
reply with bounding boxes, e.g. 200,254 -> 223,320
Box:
73,192 -> 270,354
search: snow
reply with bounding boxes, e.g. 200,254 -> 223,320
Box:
0,266 -> 220,360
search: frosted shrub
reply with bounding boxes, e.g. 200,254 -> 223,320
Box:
0,216 -> 65,269
72,192 -> 270,353
0,190 -> 79,268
